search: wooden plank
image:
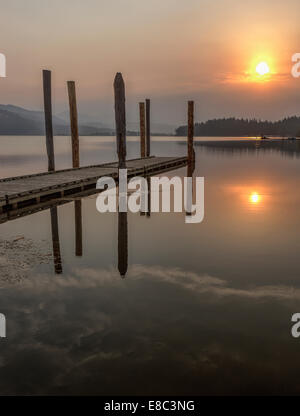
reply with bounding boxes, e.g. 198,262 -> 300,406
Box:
0,156 -> 154,183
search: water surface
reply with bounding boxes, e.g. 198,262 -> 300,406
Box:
0,136 -> 300,395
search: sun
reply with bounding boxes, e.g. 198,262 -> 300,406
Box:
250,192 -> 260,204
256,61 -> 270,76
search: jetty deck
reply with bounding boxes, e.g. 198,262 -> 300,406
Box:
0,155 -> 187,213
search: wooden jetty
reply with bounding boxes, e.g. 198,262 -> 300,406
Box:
0,70 -> 194,224
0,70 -> 196,279
0,155 -> 187,215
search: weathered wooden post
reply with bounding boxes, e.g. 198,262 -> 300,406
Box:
186,101 -> 195,215
187,100 -> 195,177
139,102 -> 146,158
50,206 -> 62,274
43,70 -> 55,171
114,73 -> 126,168
146,98 -> 151,157
74,200 -> 82,257
188,101 -> 194,163
67,81 -> 80,168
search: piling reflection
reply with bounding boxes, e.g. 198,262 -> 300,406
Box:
186,158 -> 195,216
44,188 -> 130,278
118,210 -> 128,278
74,200 -> 82,257
139,176 -> 151,217
50,206 -> 62,274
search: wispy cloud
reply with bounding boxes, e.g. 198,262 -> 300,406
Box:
8,262 -> 300,302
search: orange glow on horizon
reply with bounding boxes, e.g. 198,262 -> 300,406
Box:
244,55 -> 277,83
223,53 -> 280,85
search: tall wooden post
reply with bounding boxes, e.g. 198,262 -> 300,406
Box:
146,98 -> 151,157
186,101 -> 195,213
139,102 -> 146,158
114,73 -> 126,168
43,70 -> 55,171
188,101 -> 194,166
67,81 -> 80,168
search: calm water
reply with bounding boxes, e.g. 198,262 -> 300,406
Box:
0,136 -> 300,395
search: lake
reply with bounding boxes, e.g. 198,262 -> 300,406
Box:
0,136 -> 300,395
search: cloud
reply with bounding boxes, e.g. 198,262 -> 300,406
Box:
6,262 -> 299,303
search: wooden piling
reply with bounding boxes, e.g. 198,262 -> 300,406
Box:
188,101 -> 194,164
146,99 -> 151,157
67,81 -> 80,168
139,102 -> 146,158
43,70 -> 55,171
114,73 -> 126,168
74,200 -> 82,256
186,101 -> 195,214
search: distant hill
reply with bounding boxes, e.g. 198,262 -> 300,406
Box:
0,104 -> 169,136
0,105 -> 114,135
58,111 -> 175,135
126,121 -> 175,135
175,117 -> 300,137
0,108 -> 41,135
57,110 -> 114,134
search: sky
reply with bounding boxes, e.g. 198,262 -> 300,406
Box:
0,0 -> 300,127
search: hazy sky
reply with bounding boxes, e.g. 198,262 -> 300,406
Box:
1,0 -> 300,126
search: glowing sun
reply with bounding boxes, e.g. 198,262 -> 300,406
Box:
250,192 -> 260,204
256,62 -> 270,76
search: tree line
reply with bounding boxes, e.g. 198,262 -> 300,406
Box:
175,116 -> 300,137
